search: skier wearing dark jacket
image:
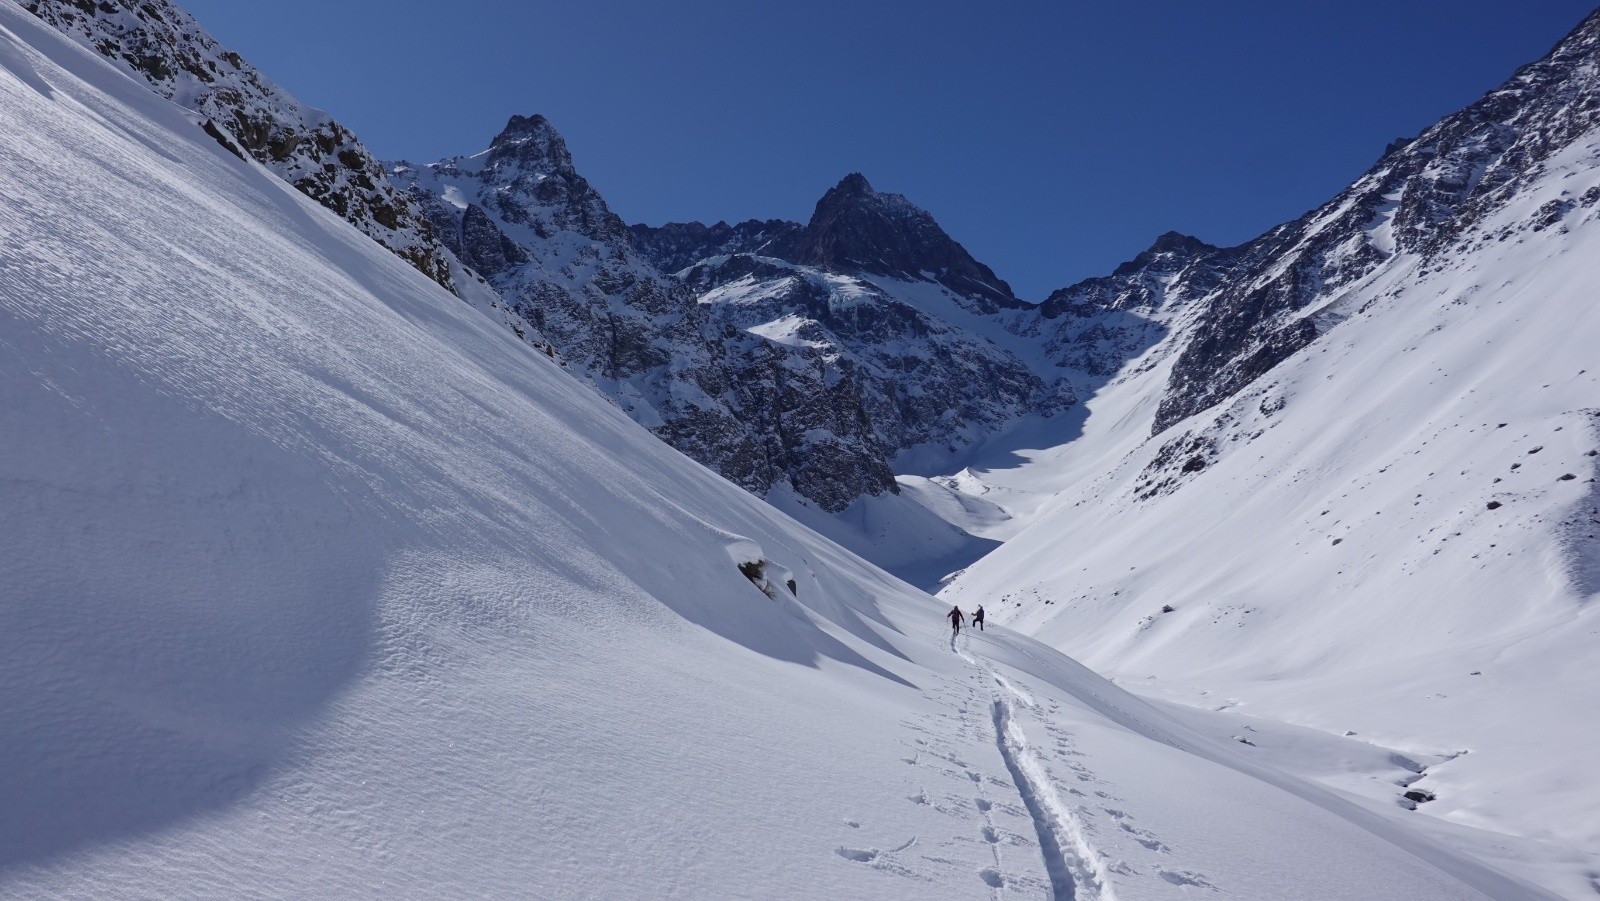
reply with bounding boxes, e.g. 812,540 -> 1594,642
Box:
972,605 -> 985,631
947,605 -> 965,634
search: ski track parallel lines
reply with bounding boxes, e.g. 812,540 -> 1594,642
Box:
991,696 -> 1078,901
957,632 -> 1113,901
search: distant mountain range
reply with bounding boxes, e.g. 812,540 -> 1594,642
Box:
24,0 -> 1600,528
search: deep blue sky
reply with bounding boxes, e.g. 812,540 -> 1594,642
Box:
184,1 -> 1595,298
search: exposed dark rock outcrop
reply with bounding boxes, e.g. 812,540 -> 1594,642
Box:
630,219 -> 803,274
787,173 -> 1024,311
392,116 -> 903,512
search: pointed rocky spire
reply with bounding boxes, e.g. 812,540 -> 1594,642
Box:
485,114 -> 576,174
790,173 -> 1021,308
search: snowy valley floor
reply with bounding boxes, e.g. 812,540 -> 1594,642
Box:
796,623 -> 1563,900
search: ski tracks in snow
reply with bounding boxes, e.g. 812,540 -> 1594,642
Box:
846,633 -> 1056,897
846,629 -> 1169,896
957,636 -> 1115,901
991,695 -> 1107,900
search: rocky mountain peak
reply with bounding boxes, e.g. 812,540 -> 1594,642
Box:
497,113 -> 555,139
420,113 -> 629,245
789,173 -> 1022,308
1110,232 -> 1218,278
631,173 -> 1022,310
1040,230 -> 1232,321
485,114 -> 575,175
801,173 -> 949,240
830,171 -> 875,197
1149,230 -> 1212,255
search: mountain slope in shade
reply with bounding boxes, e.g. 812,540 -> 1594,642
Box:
0,5 -> 1565,897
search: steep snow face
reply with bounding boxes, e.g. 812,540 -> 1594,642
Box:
1154,8 -> 1600,432
946,91 -> 1600,883
0,6 -> 1568,898
22,0 -> 457,292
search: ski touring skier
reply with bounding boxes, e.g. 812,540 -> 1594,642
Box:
972,605 -> 985,631
947,605 -> 965,635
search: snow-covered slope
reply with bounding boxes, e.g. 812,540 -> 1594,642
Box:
1153,6 -> 1600,432
0,3 -> 1565,897
22,0 -> 458,292
939,11 -> 1600,895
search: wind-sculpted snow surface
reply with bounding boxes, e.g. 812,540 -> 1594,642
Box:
0,6 -> 1556,897
22,0 -> 458,292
